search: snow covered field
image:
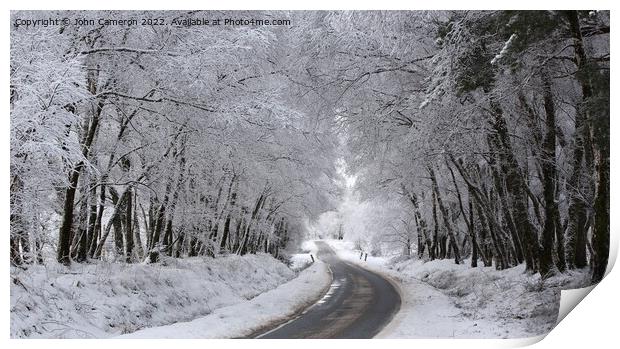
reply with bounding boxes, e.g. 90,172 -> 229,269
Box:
326,240 -> 590,339
10,252 -> 327,339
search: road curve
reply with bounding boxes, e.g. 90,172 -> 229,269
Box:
256,241 -> 401,339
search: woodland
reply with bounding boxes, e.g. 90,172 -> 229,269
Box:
10,10 -> 610,284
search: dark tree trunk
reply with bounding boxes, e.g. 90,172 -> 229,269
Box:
174,230 -> 185,258
81,186 -> 98,262
450,156 -> 507,268
57,169 -> 81,265
89,182 -> 106,258
413,214 -> 425,258
125,187 -> 134,262
562,11 -> 609,282
589,82 -> 610,283
591,144 -> 609,283
10,174 -> 27,266
133,198 -> 144,259
143,200 -> 153,251
149,178 -> 174,262
555,190 -> 567,272
237,191 -> 267,255
487,155 -> 524,265
539,72 -> 561,277
564,113 -> 589,264
448,163 -> 476,265
429,166 -> 461,264
70,190 -> 89,261
487,94 -> 539,272
163,220 -> 174,256
563,10 -> 593,270
10,235 -> 22,266
57,81 -> 104,265
110,188 -> 125,259
93,188 -> 131,259
188,235 -> 198,257
149,203 -> 166,263
469,188 -> 478,267
402,185 -> 429,260
220,214 -> 232,252
430,189 -> 439,261
475,201 -> 493,267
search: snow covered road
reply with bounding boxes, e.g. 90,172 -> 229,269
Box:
256,241 -> 401,338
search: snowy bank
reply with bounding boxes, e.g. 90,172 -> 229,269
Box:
326,239 -> 589,338
119,260 -> 331,338
11,253 -> 300,338
288,240 -> 320,271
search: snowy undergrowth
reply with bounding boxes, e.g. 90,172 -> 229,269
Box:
10,253 -> 297,338
119,260 -> 331,338
326,239 -> 590,338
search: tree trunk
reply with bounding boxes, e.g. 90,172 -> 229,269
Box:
591,144 -> 609,283
487,152 -> 524,265
133,195 -> 144,259
57,74 -> 104,265
110,187 -> 125,259
93,188 -> 131,258
430,189 -> 439,261
539,71 -> 560,277
10,174 -> 27,266
451,156 -> 508,268
57,169 -> 81,265
81,185 -> 98,262
469,187 -> 478,267
237,191 -> 267,255
487,93 -> 539,272
402,185 -> 429,260
125,187 -> 134,262
429,166 -> 461,264
563,12 -> 590,270
89,181 -> 106,258
70,189 -> 89,260
563,11 -> 609,282
149,203 -> 166,263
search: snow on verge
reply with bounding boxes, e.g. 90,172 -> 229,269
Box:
289,240 -> 320,271
11,253 -> 297,338
118,260 -> 331,338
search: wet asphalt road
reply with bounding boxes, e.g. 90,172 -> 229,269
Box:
256,241 -> 401,339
